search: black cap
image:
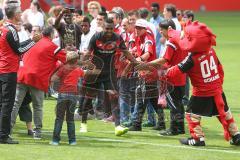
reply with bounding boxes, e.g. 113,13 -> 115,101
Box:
64,4 -> 75,12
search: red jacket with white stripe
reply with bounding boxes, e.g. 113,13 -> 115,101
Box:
0,21 -> 35,74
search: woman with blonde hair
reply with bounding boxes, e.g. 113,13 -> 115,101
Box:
87,1 -> 102,32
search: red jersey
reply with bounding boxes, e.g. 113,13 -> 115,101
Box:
130,30 -> 157,82
18,37 -> 66,92
114,24 -> 122,35
167,48 -> 223,96
136,31 -> 156,62
0,22 -> 34,73
163,40 -> 187,86
57,65 -> 84,94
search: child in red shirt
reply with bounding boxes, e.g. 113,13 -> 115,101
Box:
50,51 -> 84,145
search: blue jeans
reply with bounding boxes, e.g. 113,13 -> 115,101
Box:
118,77 -> 137,124
146,102 -> 156,125
57,93 -> 78,121
131,81 -> 163,127
131,100 -> 156,126
53,93 -> 77,142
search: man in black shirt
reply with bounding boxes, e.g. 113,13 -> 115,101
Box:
80,18 -> 137,136
54,7 -> 81,49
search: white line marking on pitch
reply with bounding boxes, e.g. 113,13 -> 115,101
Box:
16,130 -> 240,154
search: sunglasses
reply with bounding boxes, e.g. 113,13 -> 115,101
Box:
135,26 -> 145,30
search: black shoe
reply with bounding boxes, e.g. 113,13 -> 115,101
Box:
33,129 -> 42,140
0,137 -> 19,144
142,121 -> 155,127
129,125 -> 142,131
160,129 -> 178,136
28,130 -> 35,136
230,133 -> 240,146
179,137 -> 206,146
177,130 -> 185,135
152,125 -> 166,131
89,108 -> 94,115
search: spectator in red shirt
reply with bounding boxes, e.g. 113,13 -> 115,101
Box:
135,19 -> 187,135
108,11 -> 122,35
182,10 -> 194,23
11,26 -> 67,140
0,1 -> 35,144
129,19 -> 165,132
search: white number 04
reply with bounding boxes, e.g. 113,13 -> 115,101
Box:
200,56 -> 218,78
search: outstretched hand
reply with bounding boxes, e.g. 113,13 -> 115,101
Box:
32,33 -> 42,42
84,60 -> 96,70
135,62 -> 152,71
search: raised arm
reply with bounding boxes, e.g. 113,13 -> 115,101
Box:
53,8 -> 68,29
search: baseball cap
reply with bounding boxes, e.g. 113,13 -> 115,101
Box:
135,19 -> 147,28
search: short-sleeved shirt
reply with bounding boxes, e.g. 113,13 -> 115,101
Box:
178,48 -> 223,96
130,30 -> 157,62
56,23 -> 81,49
163,40 -> 187,86
88,32 -> 127,81
128,31 -> 158,82
57,65 -> 84,93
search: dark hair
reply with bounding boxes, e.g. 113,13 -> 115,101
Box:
127,10 -> 139,18
164,4 -> 177,18
184,10 -> 195,21
82,16 -> 91,24
23,23 -> 33,33
108,11 -> 120,19
31,0 -> 42,12
112,7 -> 125,19
151,2 -> 160,10
139,8 -> 149,19
75,9 -> 83,16
159,19 -> 176,30
42,26 -> 54,37
101,6 -> 106,13
5,6 -> 18,19
105,18 -> 114,24
98,11 -> 107,20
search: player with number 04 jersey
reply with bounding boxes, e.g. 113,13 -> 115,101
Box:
166,21 -> 240,146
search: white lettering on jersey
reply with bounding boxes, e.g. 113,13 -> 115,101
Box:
200,55 -> 219,83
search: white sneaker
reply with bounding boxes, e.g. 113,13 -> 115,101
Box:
51,93 -> 58,99
115,125 -> 129,136
80,123 -> 87,133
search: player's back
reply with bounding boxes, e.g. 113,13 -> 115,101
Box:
188,48 -> 223,96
